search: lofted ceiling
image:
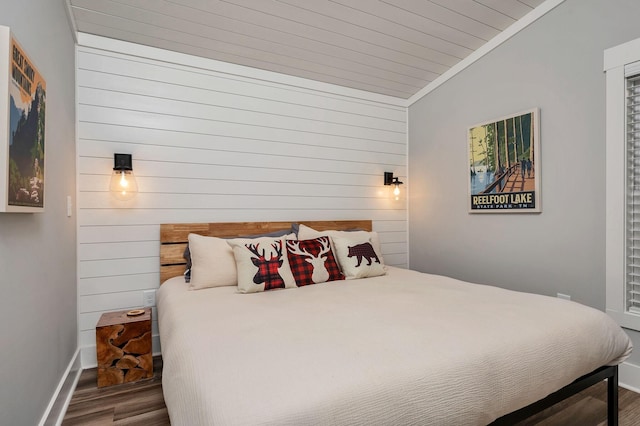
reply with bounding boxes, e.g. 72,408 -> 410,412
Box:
67,0 -> 546,99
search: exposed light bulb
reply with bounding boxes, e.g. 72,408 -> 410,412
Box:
384,173 -> 403,201
110,169 -> 138,201
119,171 -> 128,188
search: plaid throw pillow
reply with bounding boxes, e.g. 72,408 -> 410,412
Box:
228,236 -> 297,293
286,237 -> 344,287
332,235 -> 386,279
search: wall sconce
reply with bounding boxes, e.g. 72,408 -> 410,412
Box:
110,153 -> 138,201
384,172 -> 403,201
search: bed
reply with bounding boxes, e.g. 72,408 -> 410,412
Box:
157,220 -> 632,425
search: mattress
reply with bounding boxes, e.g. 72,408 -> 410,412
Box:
157,266 -> 632,426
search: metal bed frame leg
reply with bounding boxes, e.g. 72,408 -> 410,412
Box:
490,365 -> 619,425
608,365 -> 619,426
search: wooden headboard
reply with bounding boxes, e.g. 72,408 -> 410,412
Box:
159,220 -> 372,283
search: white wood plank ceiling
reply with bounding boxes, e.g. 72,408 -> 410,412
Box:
68,0 -> 546,99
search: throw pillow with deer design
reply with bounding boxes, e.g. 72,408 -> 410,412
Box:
286,237 -> 344,287
228,237 -> 297,293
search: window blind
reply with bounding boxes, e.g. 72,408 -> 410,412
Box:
627,73 -> 640,313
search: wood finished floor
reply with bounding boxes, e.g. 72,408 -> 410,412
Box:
62,356 -> 168,425
63,357 -> 640,425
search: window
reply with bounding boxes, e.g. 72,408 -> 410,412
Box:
605,37 -> 640,331
627,74 -> 640,314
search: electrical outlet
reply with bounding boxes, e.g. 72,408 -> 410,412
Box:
143,290 -> 156,307
557,293 -> 571,301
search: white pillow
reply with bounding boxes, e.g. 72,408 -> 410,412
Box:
331,234 -> 386,279
297,224 -> 384,265
187,233 -> 237,290
228,236 -> 297,293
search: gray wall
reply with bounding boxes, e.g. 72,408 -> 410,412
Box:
408,0 -> 640,361
0,1 -> 76,425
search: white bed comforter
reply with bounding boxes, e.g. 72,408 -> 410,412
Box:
157,267 -> 632,426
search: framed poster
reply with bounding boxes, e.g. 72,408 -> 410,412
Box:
468,108 -> 540,213
0,26 -> 46,213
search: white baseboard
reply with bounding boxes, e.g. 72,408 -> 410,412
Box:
81,334 -> 161,368
38,348 -> 82,426
619,361 -> 640,393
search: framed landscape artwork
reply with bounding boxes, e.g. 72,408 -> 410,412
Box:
0,26 -> 46,213
468,108 -> 540,213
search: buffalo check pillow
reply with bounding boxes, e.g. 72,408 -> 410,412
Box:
332,234 -> 386,279
286,237 -> 344,287
228,236 -> 297,293
296,224 -> 385,266
183,228 -> 294,283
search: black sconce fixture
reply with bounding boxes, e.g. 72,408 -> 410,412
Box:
110,153 -> 138,201
384,172 -> 403,200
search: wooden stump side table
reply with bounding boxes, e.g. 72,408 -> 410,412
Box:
96,307 -> 153,387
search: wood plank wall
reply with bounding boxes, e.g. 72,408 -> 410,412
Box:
76,35 -> 408,367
